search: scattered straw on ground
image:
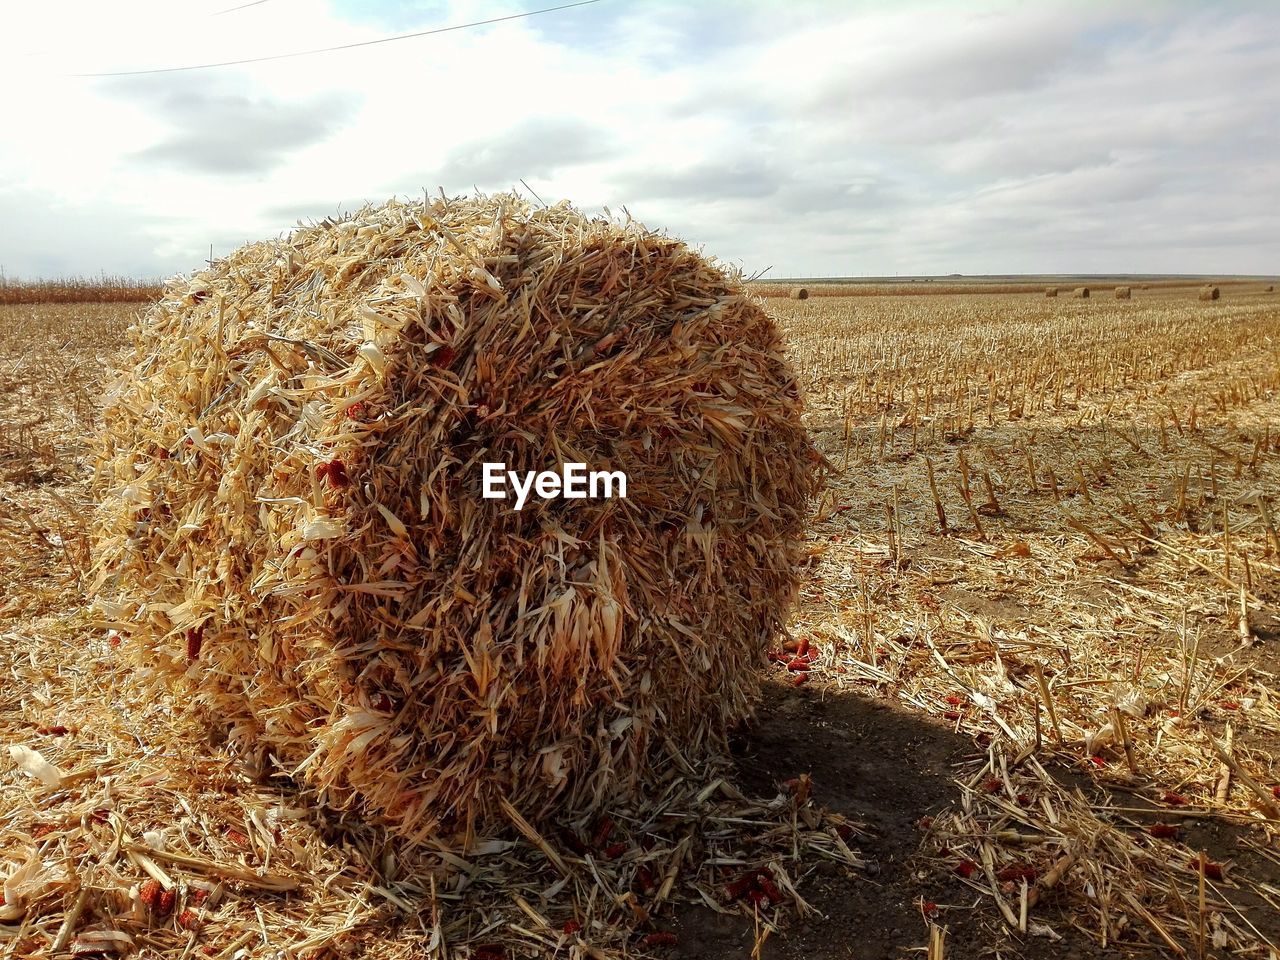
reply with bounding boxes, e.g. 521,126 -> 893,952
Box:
772,290 -> 1280,954
4,285 -> 1280,958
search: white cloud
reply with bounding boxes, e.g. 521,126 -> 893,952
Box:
0,0 -> 1276,279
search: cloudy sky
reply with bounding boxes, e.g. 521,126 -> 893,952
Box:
1,0 -> 1276,280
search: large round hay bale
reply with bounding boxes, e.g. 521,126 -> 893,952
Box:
1200,285 -> 1220,301
91,194 -> 821,846
1073,286 -> 1090,298
1044,287 -> 1058,298
1114,286 -> 1131,300
789,286 -> 809,300
1264,284 -> 1274,293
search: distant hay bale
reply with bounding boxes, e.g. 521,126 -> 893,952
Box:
91,194 -> 821,847
1199,285 -> 1220,301
1266,285 -> 1275,293
1044,287 -> 1058,298
1114,286 -> 1131,300
790,286 -> 810,300
1073,287 -> 1090,299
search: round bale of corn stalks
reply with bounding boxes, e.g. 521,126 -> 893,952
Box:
1200,285 -> 1220,301
91,194 -> 821,846
789,286 -> 809,300
1114,286 -> 1131,300
1044,287 -> 1058,297
1073,287 -> 1090,298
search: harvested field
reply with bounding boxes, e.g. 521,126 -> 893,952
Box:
3,283 -> 1280,959
750,279 -> 1268,300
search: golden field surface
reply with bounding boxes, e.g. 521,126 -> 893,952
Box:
2,283 -> 1280,959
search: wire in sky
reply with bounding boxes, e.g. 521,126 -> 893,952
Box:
73,0 -> 602,77
211,0 -> 273,15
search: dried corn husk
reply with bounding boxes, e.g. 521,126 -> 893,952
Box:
90,193 -> 821,849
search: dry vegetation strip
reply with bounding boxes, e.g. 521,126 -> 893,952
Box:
2,290 -> 1280,957
749,279 -> 1274,299
0,278 -> 162,305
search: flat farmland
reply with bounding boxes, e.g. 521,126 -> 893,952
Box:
2,284 -> 1280,959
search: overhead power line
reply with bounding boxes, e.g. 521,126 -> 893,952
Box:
211,0 -> 273,15
73,0 -> 602,77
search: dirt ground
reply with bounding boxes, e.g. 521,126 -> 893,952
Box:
4,286 -> 1280,959
675,680 -> 1280,960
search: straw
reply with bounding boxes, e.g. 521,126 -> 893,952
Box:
89,192 -> 822,849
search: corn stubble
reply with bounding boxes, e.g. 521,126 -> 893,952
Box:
7,275 -> 1280,958
90,194 -> 822,848
775,286 -> 1280,954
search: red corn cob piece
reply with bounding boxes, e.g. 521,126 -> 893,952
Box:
636,865 -> 656,893
725,873 -> 756,900
156,889 -> 176,917
139,879 -> 162,909
321,459 -> 349,487
758,878 -> 783,903
1191,859 -> 1224,881
591,818 -> 614,849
